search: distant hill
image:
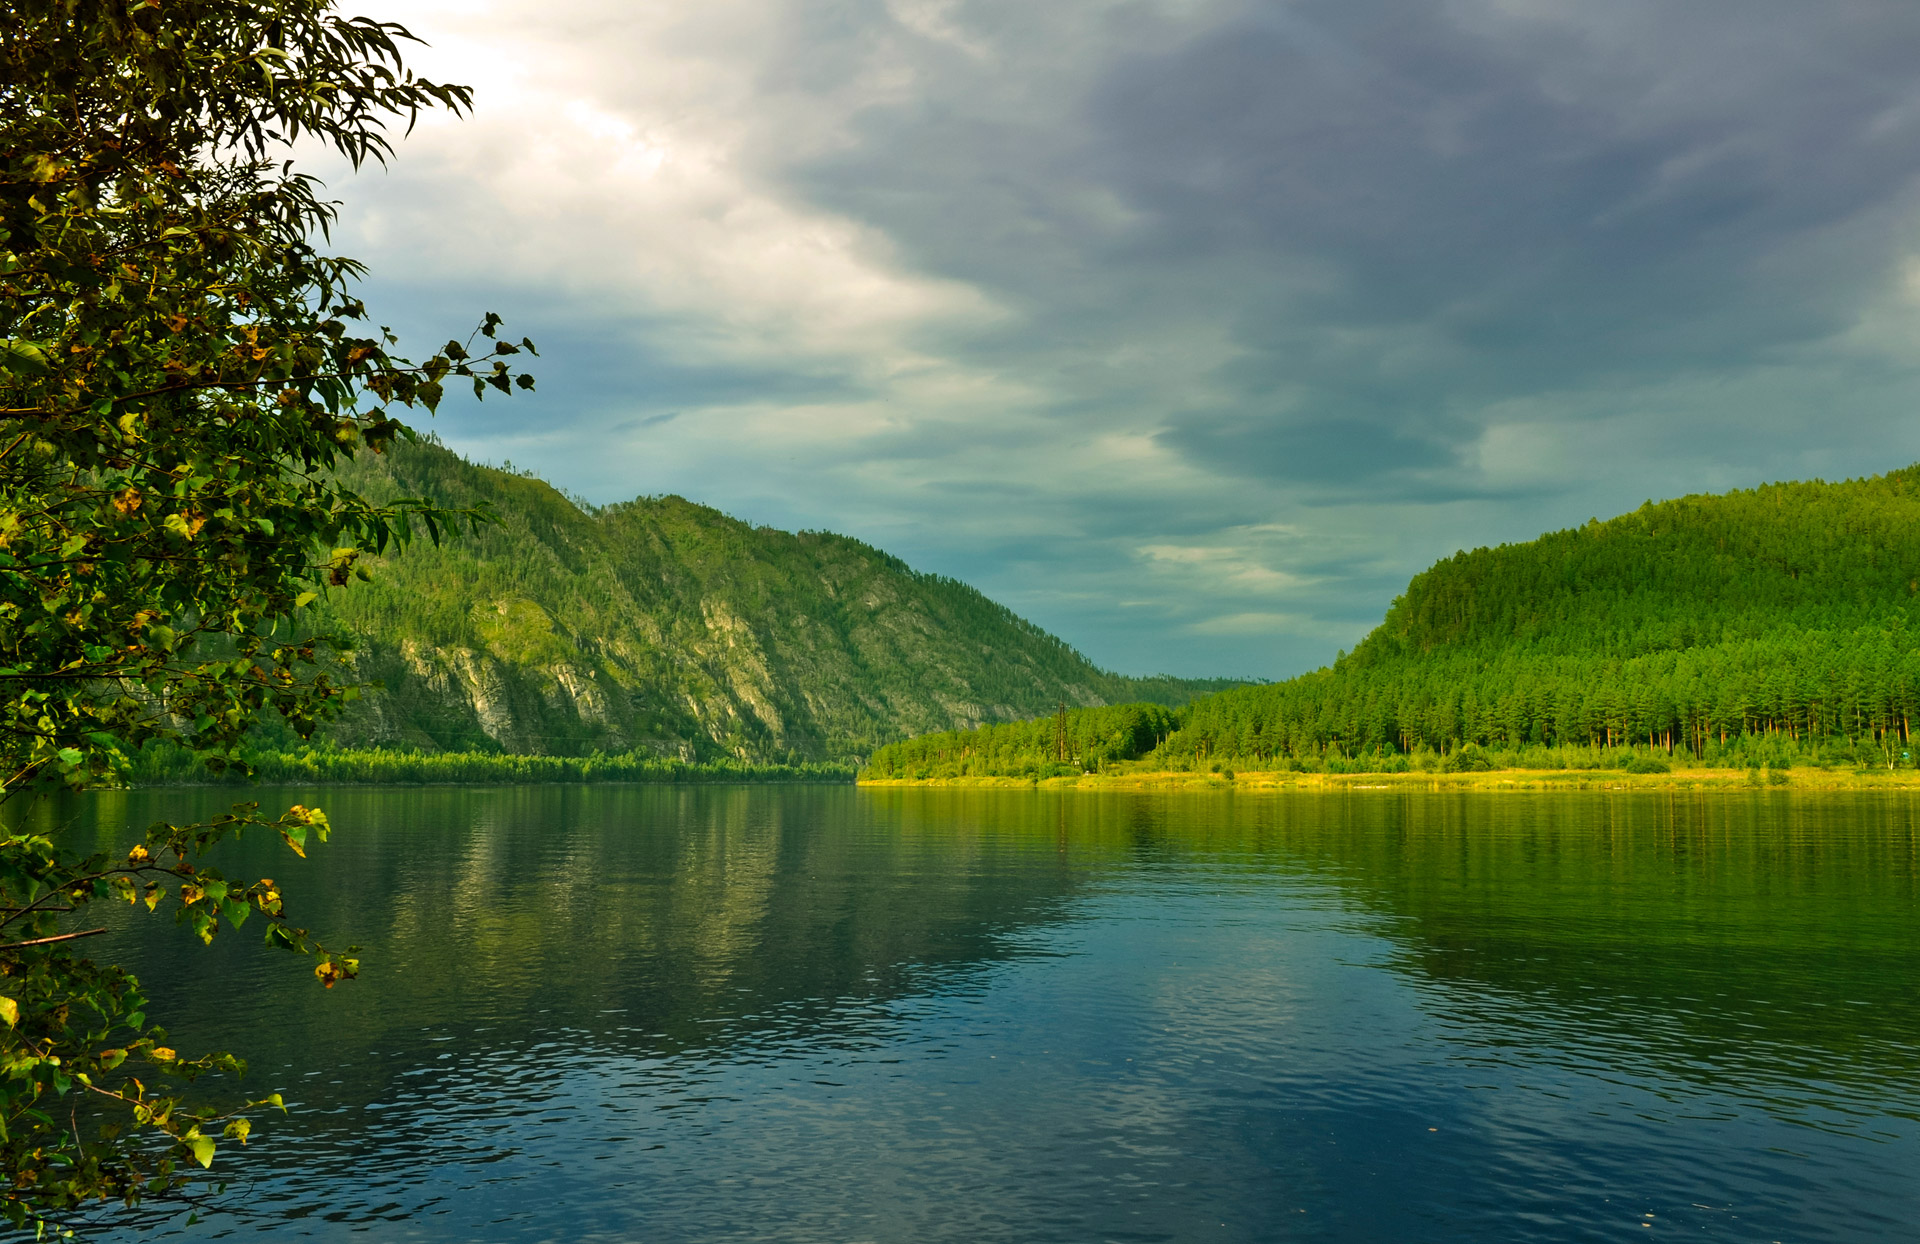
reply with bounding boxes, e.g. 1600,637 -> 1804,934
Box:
298,439 -> 1237,762
1167,466 -> 1920,766
868,466 -> 1920,777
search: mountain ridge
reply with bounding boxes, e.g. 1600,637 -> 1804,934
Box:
299,438 -> 1238,762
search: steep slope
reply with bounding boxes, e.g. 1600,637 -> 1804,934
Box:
869,465 -> 1920,775
306,439 -> 1233,761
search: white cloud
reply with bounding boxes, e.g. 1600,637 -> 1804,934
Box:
300,0 -> 1920,679
333,0 -> 1002,376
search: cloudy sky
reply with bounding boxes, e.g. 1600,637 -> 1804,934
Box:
318,0 -> 1920,679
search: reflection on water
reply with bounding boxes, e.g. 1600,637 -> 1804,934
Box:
11,785 -> 1914,1242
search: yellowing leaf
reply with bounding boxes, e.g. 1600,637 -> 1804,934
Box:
187,1133 -> 215,1168
0,996 -> 17,1028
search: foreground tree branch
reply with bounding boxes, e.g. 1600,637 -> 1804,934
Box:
0,0 -> 534,1232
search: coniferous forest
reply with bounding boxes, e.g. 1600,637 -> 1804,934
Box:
865,467 -> 1920,778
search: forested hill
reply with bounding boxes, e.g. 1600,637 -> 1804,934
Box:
302,439 -> 1234,762
1367,468 -> 1920,659
866,466 -> 1920,780
1166,466 -> 1920,767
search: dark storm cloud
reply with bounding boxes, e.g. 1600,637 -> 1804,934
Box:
1090,0 -> 1920,378
343,0 -> 1920,677
785,0 -> 1920,497
1160,412 -> 1453,484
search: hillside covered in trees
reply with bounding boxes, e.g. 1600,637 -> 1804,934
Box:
862,703 -> 1185,781
866,466 -> 1920,778
288,439 -> 1233,764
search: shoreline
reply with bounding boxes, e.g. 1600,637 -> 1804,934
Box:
857,766 -> 1920,792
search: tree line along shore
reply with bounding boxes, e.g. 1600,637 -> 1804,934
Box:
856,710 -> 1917,785
858,763 -> 1920,793
124,744 -> 854,787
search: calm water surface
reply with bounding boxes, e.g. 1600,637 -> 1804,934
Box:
20,785 -> 1918,1242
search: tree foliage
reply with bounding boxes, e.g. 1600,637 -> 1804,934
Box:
873,469 -> 1920,778
864,702 -> 1182,780
0,0 -> 528,1230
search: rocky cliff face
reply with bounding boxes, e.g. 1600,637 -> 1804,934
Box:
313,441 -> 1233,762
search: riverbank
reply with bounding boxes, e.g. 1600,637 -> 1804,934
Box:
131,747 -> 856,787
858,766 -> 1920,792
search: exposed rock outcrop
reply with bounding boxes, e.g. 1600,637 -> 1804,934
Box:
308,440 -> 1242,762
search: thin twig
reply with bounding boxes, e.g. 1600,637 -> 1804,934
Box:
0,927 -> 109,951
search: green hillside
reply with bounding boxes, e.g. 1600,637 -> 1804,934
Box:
867,466 -> 1920,778
284,439 -> 1233,764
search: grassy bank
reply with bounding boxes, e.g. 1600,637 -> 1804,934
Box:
131,745 -> 856,787
859,765 -> 1920,792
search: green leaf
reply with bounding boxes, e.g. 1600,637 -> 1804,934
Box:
187,1134 -> 215,1169
0,338 -> 51,374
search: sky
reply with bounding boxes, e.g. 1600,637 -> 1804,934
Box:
314,0 -> 1920,679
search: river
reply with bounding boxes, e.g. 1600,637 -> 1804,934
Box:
18,785 -> 1914,1242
